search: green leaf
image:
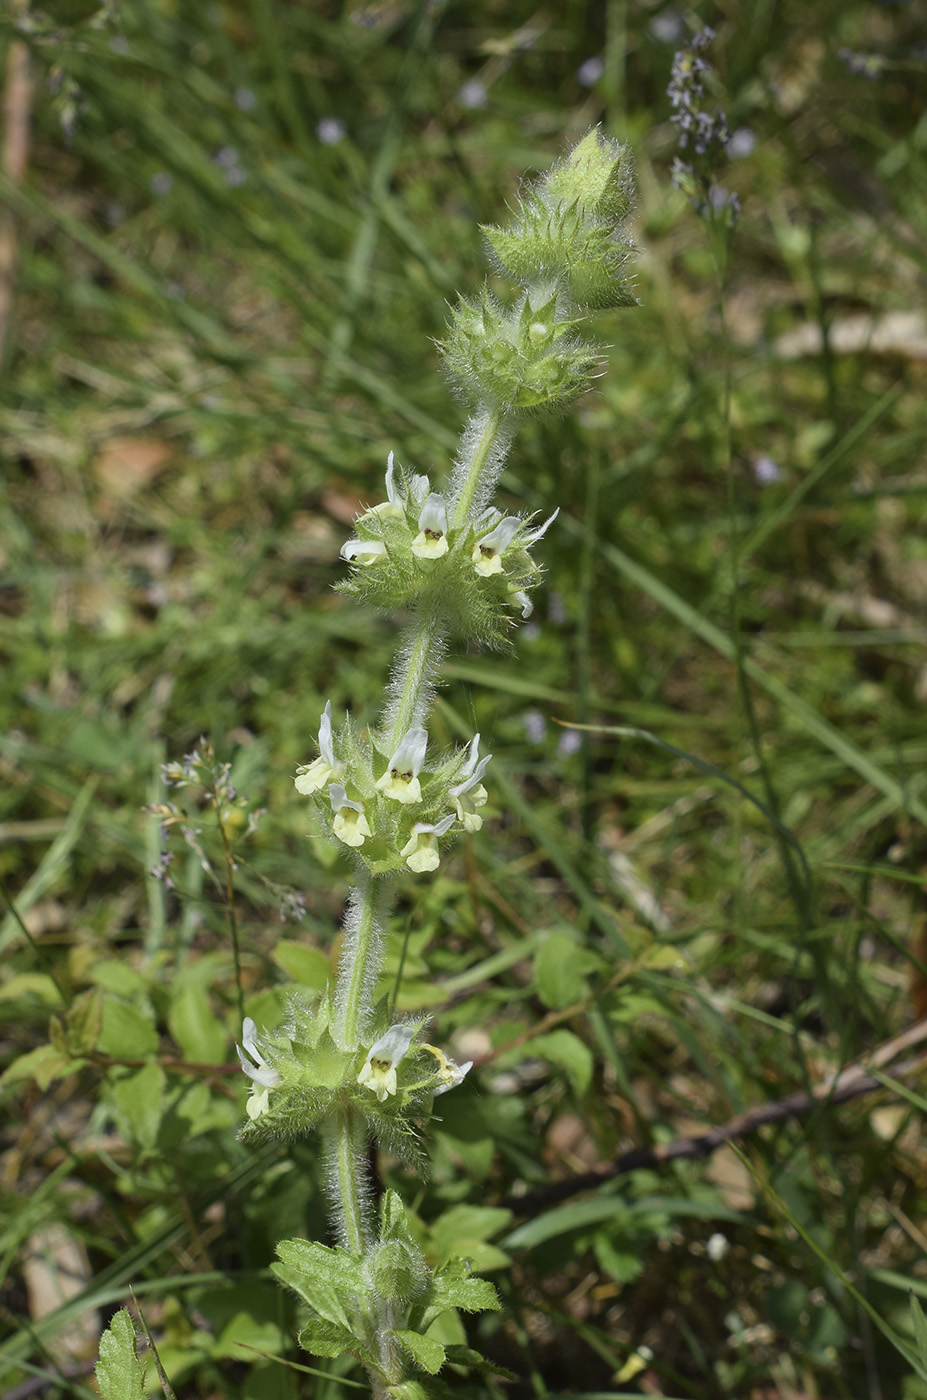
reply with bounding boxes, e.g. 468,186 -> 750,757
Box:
503,1195 -> 628,1251
98,998 -> 159,1057
911,1293 -> 927,1363
66,986 -> 104,1054
429,1205 -> 511,1270
272,940 -> 333,989
380,1190 -> 422,1250
429,1259 -> 501,1315
273,1238 -> 368,1326
95,1309 -> 146,1400
0,972 -> 63,1006
48,1014 -> 68,1054
392,1328 -> 446,1376
534,932 -> 597,1010
297,1317 -> 371,1363
370,1240 -> 424,1301
530,1029 -> 594,1094
593,1233 -> 643,1284
443,1344 -> 516,1381
167,983 -> 227,1064
0,1043 -> 84,1090
90,961 -> 147,997
111,1062 -> 166,1152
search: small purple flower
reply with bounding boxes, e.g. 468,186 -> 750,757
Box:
523,710 -> 547,744
458,79 -> 488,110
316,117 -> 347,146
576,56 -> 605,87
753,455 -> 781,485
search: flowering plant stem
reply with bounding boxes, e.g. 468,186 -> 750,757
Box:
331,410 -> 511,1264
228,129 -> 638,1398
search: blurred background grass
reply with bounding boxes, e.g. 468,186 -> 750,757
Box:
1,0 -> 927,1396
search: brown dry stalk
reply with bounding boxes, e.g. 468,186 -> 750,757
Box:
504,1020 -> 927,1215
0,9 -> 32,368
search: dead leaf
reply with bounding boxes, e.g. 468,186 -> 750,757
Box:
93,436 -> 173,497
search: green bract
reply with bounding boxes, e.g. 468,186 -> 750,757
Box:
339,461 -> 545,644
441,288 -> 601,412
237,994 -> 354,1144
440,127 -> 636,415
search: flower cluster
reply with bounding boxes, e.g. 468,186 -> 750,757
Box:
237,997 -> 471,1159
294,701 -> 491,875
667,28 -> 740,224
337,453 -> 555,645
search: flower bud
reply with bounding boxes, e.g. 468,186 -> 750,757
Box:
542,127 -> 634,226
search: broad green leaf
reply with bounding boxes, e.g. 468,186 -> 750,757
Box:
211,1311 -> 285,1359
297,1317 -> 371,1362
0,973 -> 63,1006
593,1234 -> 644,1284
429,1205 -> 511,1265
429,1259 -> 501,1315
530,1029 -> 594,1094
272,940 -> 332,989
112,1062 -> 166,1152
504,1193 -> 743,1251
89,961 -> 147,997
66,986 -> 104,1054
167,983 -> 226,1064
0,1043 -> 84,1090
534,932 -> 598,1010
95,1309 -> 146,1400
504,1196 -> 630,1251
371,1240 -> 424,1302
98,998 -> 159,1057
392,1328 -> 445,1375
274,1238 -> 368,1326
443,1345 -> 516,1381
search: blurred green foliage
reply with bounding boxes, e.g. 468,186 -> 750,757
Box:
1,0 -> 927,1396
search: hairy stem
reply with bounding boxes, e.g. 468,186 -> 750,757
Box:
337,870 -> 394,1048
449,403 -> 511,527
332,1101 -> 372,1253
330,404 -> 520,1296
385,607 -> 446,747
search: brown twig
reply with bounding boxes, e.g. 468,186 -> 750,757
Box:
502,1022 -> 927,1215
0,5 -> 32,367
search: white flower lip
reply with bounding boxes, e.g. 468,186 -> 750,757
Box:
294,701 -> 342,795
423,1042 -> 473,1096
450,737 -> 491,798
357,1023 -> 417,1102
411,492 -> 449,559
400,813 -> 455,872
342,538 -> 387,564
417,492 -> 447,535
376,727 -> 428,804
237,1017 -> 281,1089
471,513 -> 522,576
329,782 -> 372,847
364,451 -> 405,520
384,450 -> 397,505
433,1056 -> 473,1096
318,700 -> 335,766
